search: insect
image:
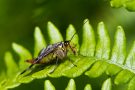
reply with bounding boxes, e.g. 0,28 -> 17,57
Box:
20,20 -> 88,74
20,33 -> 77,74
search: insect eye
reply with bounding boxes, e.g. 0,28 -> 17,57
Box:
64,41 -> 69,46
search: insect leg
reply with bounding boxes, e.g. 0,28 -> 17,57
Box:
20,64 -> 34,74
50,57 -> 59,74
69,44 -> 77,55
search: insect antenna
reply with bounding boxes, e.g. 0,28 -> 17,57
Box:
69,32 -> 77,42
69,19 -> 88,42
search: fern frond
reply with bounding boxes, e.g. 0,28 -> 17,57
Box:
65,79 -> 76,90
1,19 -> 135,90
44,79 -> 111,90
44,80 -> 56,90
110,0 -> 135,11
101,78 -> 112,90
84,84 -> 92,90
34,27 -> 46,57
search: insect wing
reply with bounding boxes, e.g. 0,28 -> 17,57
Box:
39,45 -> 53,57
36,42 -> 62,62
40,42 -> 61,57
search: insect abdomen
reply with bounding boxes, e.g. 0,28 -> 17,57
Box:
38,53 -> 56,64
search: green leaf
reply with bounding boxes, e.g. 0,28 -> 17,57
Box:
48,60 -> 76,78
32,65 -> 56,79
44,80 -> 55,90
106,26 -> 126,76
3,78 -> 20,89
85,61 -> 109,78
0,52 -> 21,89
4,52 -> 18,77
0,72 -> 6,90
114,70 -> 134,85
85,22 -> 110,78
47,21 -> 63,43
66,24 -> 79,52
106,64 -> 122,76
80,19 -> 96,57
2,19 -> 135,90
0,86 -> 6,90
110,0 -> 135,11
84,84 -> 92,90
110,0 -> 127,8
111,26 -> 126,64
65,79 -> 76,90
127,76 -> 135,90
124,1 -> 135,11
125,41 -> 135,69
101,78 -> 112,90
49,55 -> 96,78
34,27 -> 46,57
63,56 -> 96,78
0,71 -> 6,83
95,22 -> 110,59
17,75 -> 34,83
12,43 -> 32,70
0,73 -> 20,89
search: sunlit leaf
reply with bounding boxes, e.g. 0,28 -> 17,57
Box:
44,80 -> 55,90
84,84 -> 92,90
110,0 -> 135,11
85,61 -> 109,78
111,26 -> 126,64
106,26 -> 126,76
32,65 -> 56,79
63,56 -> 96,78
114,70 -> 134,85
47,21 -> 63,43
80,19 -> 96,57
127,76 -> 135,90
4,52 -> 18,77
65,79 -> 76,90
2,20 -> 135,90
34,27 -> 46,57
66,24 -> 79,52
12,43 -> 32,70
101,78 -> 112,90
95,22 -> 110,59
125,41 -> 135,70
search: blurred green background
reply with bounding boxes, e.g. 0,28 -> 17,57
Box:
0,0 -> 135,75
